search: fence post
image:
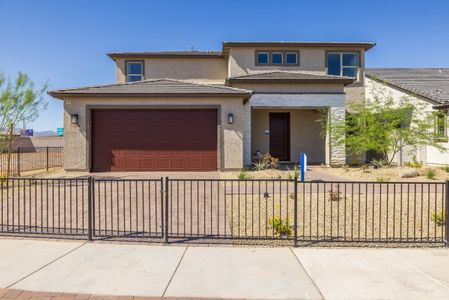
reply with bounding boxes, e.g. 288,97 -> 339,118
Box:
445,180 -> 449,247
46,147 -> 49,171
17,147 -> 20,176
294,176 -> 298,247
164,176 -> 169,244
87,176 -> 93,241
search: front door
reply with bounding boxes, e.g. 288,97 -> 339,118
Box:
269,113 -> 290,161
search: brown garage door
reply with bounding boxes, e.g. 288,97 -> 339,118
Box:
91,109 -> 217,171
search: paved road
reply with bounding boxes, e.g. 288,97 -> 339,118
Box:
0,238 -> 448,299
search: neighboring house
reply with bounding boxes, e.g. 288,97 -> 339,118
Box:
49,41 -> 375,172
365,68 -> 449,166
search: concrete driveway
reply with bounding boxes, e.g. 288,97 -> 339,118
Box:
1,238 -> 449,299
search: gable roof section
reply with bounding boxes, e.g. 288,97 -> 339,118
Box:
227,71 -> 355,85
49,78 -> 252,99
366,68 -> 449,105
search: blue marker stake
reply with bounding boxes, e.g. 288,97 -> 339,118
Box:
300,153 -> 305,182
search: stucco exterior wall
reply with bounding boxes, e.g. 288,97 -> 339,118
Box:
229,82 -> 344,94
227,46 -> 366,104
365,77 -> 449,165
62,96 -> 245,171
252,109 -> 325,164
115,58 -> 228,84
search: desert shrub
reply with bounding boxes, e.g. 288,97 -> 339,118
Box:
376,177 -> 390,182
405,156 -> 423,168
431,212 -> 446,226
287,164 -> 300,180
371,159 -> 386,169
238,168 -> 250,180
252,153 -> 279,171
361,165 -> 371,173
425,168 -> 436,180
268,216 -> 293,236
328,191 -> 342,202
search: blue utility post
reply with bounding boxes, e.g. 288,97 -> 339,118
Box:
299,153 -> 307,182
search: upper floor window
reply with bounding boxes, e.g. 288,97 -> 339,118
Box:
286,52 -> 298,65
327,52 -> 359,78
126,61 -> 143,82
271,52 -> 283,65
256,52 -> 269,65
255,51 -> 299,66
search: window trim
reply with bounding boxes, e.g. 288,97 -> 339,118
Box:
285,51 -> 299,65
255,51 -> 269,65
435,113 -> 448,142
255,50 -> 300,66
125,60 -> 144,82
326,51 -> 361,81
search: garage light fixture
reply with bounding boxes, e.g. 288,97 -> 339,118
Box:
71,114 -> 79,125
227,113 -> 234,124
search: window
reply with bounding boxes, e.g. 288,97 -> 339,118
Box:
435,113 -> 447,140
256,52 -> 269,65
255,51 -> 299,66
126,61 -> 143,82
327,52 -> 359,79
286,52 -> 298,65
271,52 -> 283,65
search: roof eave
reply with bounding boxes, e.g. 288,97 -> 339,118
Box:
48,91 -> 252,100
227,78 -> 354,85
107,53 -> 224,60
222,41 -> 376,53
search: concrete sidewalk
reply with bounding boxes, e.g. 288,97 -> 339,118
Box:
0,239 -> 448,299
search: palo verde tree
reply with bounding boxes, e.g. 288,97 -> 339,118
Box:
321,84 -> 447,165
0,71 -> 48,176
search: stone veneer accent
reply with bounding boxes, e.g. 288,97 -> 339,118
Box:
328,106 -> 346,165
243,93 -> 346,166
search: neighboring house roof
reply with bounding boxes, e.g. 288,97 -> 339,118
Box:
49,78 -> 253,99
107,51 -> 223,59
365,68 -> 449,106
227,71 -> 355,85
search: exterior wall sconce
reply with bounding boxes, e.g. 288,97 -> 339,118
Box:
71,114 -> 79,125
227,113 -> 234,124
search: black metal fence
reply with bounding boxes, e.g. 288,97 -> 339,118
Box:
0,147 -> 64,176
0,177 -> 447,246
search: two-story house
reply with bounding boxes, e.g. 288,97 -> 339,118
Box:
49,41 -> 375,172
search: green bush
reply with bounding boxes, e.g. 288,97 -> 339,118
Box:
238,168 -> 250,180
425,168 -> 436,180
371,159 -> 386,169
268,216 -> 293,236
405,156 -> 423,168
376,177 -> 390,182
287,164 -> 300,180
431,212 -> 446,226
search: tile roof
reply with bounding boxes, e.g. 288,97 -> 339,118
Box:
366,68 -> 449,104
227,71 -> 355,85
49,78 -> 252,99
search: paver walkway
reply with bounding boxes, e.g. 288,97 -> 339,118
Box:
0,238 -> 448,299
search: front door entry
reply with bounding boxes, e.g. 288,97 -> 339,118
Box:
269,113 -> 290,161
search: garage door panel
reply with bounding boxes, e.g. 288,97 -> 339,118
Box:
91,109 -> 218,172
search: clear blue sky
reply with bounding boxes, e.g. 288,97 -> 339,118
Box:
1,0 -> 448,131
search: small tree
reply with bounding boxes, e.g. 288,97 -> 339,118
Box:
0,71 -> 48,176
321,85 -> 447,165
